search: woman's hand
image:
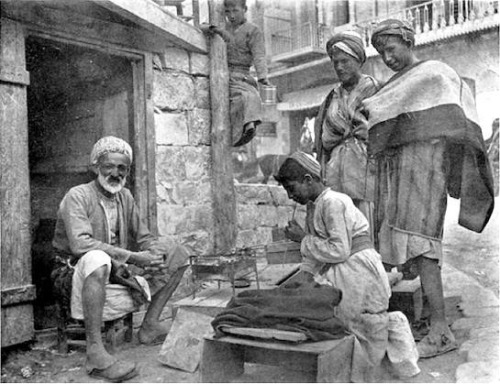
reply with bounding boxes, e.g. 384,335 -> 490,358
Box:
284,219 -> 306,242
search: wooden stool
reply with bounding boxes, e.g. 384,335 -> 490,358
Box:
200,334 -> 355,383
389,277 -> 423,323
56,303 -> 134,354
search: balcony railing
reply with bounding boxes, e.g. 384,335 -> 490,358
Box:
269,0 -> 498,61
270,22 -> 330,61
354,0 -> 499,55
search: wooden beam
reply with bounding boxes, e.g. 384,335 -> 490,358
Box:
208,0 -> 237,254
96,0 -> 207,53
1,1 -> 205,55
1,17 -> 35,347
1,285 -> 36,307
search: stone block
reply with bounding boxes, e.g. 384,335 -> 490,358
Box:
452,315 -> 500,331
236,229 -> 259,248
184,147 -> 211,180
190,53 -> 210,76
469,326 -> 499,339
160,47 -> 190,72
237,205 -> 261,231
255,226 -> 273,246
456,362 -> 499,383
194,77 -> 210,109
156,146 -> 187,181
268,186 -> 292,206
459,330 -> 499,357
461,305 -> 499,318
256,205 -> 279,227
157,204 -> 192,235
467,338 -> 500,362
173,181 -> 200,205
155,111 -> 189,145
458,286 -> 499,311
154,71 -> 195,111
180,230 -> 213,254
188,108 -> 211,146
235,184 -> 272,205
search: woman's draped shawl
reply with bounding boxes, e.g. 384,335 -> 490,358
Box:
314,75 -> 379,200
211,286 -> 348,341
363,60 -> 494,233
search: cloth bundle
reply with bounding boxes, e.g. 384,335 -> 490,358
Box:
212,285 -> 348,341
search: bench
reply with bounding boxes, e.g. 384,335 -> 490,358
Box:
200,334 -> 355,383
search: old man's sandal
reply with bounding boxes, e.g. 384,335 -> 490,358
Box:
417,333 -> 458,358
87,360 -> 138,383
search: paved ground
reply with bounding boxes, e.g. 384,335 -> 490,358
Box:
1,198 -> 498,383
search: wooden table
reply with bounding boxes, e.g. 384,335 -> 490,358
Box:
200,334 -> 355,383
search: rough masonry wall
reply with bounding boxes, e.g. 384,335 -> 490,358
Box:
153,47 -> 214,254
235,184 -> 306,249
153,48 -> 303,255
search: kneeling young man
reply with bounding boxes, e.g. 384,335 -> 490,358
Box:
275,151 -> 419,381
52,136 -> 189,382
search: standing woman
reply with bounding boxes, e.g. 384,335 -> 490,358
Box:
314,31 -> 379,236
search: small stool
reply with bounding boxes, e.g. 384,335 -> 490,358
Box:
389,277 -> 423,323
56,303 -> 134,354
200,334 -> 355,383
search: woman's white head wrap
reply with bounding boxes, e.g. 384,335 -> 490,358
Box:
90,136 -> 133,165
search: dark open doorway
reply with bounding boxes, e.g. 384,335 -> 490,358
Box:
26,36 -> 135,329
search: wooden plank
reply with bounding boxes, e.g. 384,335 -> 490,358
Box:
208,0 -> 236,254
0,63 -> 30,85
143,52 -> 158,234
96,0 -> 207,53
221,326 -> 307,342
1,285 -> 36,307
131,58 -> 152,231
1,2 -> 176,55
205,334 -> 355,353
1,17 -> 34,347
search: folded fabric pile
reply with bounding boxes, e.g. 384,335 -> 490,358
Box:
212,285 -> 348,341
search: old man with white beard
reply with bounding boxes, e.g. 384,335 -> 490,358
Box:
52,136 -> 189,382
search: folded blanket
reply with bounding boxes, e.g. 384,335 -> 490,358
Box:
363,60 -> 494,233
212,286 -> 348,341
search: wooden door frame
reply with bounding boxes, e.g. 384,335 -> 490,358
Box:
26,31 -> 158,233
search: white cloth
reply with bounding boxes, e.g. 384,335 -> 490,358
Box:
71,250 -> 150,321
299,189 -> 419,380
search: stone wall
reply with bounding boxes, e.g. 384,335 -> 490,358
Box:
153,47 -> 214,254
153,48 -> 301,255
235,183 -> 306,249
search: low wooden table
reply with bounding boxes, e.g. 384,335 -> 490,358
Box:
200,334 -> 355,383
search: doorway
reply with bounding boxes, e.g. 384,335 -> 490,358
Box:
25,36 -> 136,329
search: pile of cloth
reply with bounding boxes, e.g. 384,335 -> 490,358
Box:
211,285 -> 348,341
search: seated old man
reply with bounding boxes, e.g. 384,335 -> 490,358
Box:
51,136 -> 189,382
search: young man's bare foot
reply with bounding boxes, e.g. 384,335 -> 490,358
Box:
417,320 -> 457,358
137,320 -> 172,345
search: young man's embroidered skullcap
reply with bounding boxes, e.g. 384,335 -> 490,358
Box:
289,151 -> 321,179
326,30 -> 366,64
371,19 -> 415,50
90,136 -> 133,165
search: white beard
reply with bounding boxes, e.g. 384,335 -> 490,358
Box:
98,172 -> 126,194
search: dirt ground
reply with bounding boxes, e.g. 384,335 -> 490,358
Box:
1,197 -> 498,383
